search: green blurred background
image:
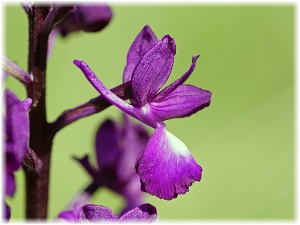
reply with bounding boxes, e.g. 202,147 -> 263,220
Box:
4,3 -> 295,221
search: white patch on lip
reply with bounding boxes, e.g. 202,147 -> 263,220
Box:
165,130 -> 190,157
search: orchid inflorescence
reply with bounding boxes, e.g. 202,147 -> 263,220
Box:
3,3 -> 212,222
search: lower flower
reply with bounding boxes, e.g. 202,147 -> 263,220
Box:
59,203 -> 157,223
136,125 -> 202,200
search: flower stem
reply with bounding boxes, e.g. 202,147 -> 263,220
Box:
24,5 -> 51,219
48,81 -> 133,136
23,5 -> 133,220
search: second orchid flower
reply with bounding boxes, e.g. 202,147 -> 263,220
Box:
74,25 -> 212,200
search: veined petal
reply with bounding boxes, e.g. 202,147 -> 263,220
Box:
131,35 -> 176,106
120,203 -> 157,223
136,125 -> 202,200
150,84 -> 212,121
123,25 -> 158,83
154,55 -> 200,101
78,204 -> 119,222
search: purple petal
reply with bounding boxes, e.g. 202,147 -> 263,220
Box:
123,25 -> 158,83
154,55 -> 200,101
120,203 -> 157,223
131,35 -> 176,106
95,119 -> 120,169
58,5 -> 112,36
74,60 -> 158,128
136,125 -> 202,200
78,204 -> 119,223
149,84 -> 212,122
5,90 -> 30,165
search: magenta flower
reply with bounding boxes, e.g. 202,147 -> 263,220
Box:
59,203 -> 156,223
5,90 -> 31,197
47,4 -> 112,58
74,25 -> 212,200
54,4 -> 112,37
4,89 -> 32,219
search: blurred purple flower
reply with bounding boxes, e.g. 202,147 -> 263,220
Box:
75,115 -> 150,213
59,203 -> 156,223
55,4 -> 112,37
5,90 -> 31,197
74,25 -> 212,200
47,4 -> 112,58
4,89 -> 32,219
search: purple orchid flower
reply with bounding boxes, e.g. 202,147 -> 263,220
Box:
74,25 -> 212,200
75,114 -> 150,214
55,4 -> 112,37
59,203 -> 156,223
47,4 -> 112,58
4,89 -> 32,219
5,89 -> 32,197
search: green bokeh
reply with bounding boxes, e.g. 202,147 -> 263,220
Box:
4,4 -> 295,221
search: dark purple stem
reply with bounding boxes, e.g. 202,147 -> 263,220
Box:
23,4 -> 132,220
24,4 -> 53,219
24,5 -> 51,219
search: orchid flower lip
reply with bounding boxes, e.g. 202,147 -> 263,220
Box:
136,124 -> 202,200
